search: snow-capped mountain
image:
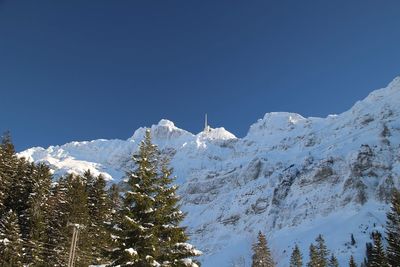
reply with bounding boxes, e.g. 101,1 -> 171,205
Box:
19,77 -> 400,266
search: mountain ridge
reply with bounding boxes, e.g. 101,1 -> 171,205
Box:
18,77 -> 400,266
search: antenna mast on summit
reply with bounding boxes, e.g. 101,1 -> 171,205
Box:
204,114 -> 210,133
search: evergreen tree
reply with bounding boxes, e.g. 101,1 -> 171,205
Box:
65,174 -> 91,266
1,131 -> 15,156
385,188 -> 400,266
44,177 -> 70,267
109,130 -> 200,266
369,232 -> 387,267
289,244 -> 302,267
85,171 -> 113,264
154,157 -> 202,265
109,183 -> 121,212
24,163 -> 52,266
0,132 -> 19,213
328,254 -> 339,267
363,242 -> 373,267
0,146 -> 8,212
251,231 -> 274,267
307,244 -> 319,267
349,255 -> 357,267
315,234 -> 329,267
4,158 -> 35,235
0,210 -> 23,267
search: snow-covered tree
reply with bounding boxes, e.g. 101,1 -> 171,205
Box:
65,174 -> 91,266
251,231 -> 274,267
0,132 -> 19,213
289,244 -> 302,267
44,177 -> 70,267
0,146 -> 9,212
0,210 -> 23,267
109,130 -> 201,266
24,163 -> 52,265
385,188 -> 400,266
85,171 -> 113,264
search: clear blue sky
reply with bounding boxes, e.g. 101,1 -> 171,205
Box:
1,0 -> 400,151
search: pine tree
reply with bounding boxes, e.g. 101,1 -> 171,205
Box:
349,255 -> 357,267
315,234 -> 329,267
289,244 -> 302,267
44,177 -> 70,267
24,163 -> 52,266
65,174 -> 91,266
85,171 -> 113,264
0,132 -> 19,213
154,157 -> 202,266
385,188 -> 400,266
328,254 -> 339,267
307,244 -> 319,267
4,158 -> 35,235
0,146 -> 9,212
369,231 -> 387,267
109,130 -> 200,266
1,131 -> 15,156
363,242 -> 373,267
251,231 -> 274,267
0,210 -> 24,267
109,183 -> 121,212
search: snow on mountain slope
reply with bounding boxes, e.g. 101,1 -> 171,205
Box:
19,77 -> 400,266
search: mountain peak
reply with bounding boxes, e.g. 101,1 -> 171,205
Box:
387,76 -> 400,90
198,127 -> 237,140
157,119 -> 177,129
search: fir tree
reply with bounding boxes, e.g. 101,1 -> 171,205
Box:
349,255 -> 357,267
24,163 -> 52,265
315,234 -> 329,267
109,130 -> 200,266
0,146 -> 9,212
307,244 -> 319,267
154,157 -> 202,265
369,231 -> 387,267
289,244 -> 302,267
4,158 -> 35,235
109,183 -> 121,212
0,210 -> 23,267
328,254 -> 339,267
385,188 -> 400,266
0,132 -> 19,213
1,131 -> 15,156
251,231 -> 274,267
65,174 -> 91,266
44,177 -> 70,267
363,242 -> 373,267
85,171 -> 113,264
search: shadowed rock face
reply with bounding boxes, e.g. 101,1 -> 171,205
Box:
18,77 -> 400,266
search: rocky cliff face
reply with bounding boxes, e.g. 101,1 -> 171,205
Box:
19,77 -> 400,266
